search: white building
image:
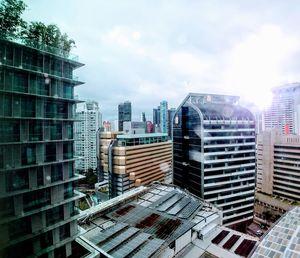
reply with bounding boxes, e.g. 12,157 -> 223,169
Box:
75,101 -> 102,171
263,83 -> 300,134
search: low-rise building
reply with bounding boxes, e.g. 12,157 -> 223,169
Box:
77,183 -> 259,258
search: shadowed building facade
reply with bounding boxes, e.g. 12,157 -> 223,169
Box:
173,93 -> 256,227
0,36 -> 85,257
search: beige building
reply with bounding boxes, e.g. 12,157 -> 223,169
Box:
99,132 -> 172,198
255,129 -> 300,225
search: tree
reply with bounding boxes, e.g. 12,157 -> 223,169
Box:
0,0 -> 26,36
22,22 -> 76,56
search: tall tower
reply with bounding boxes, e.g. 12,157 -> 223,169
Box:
263,83 -> 300,134
118,101 -> 131,131
160,100 -> 168,134
0,35 -> 85,257
173,93 -> 256,227
75,101 -> 101,172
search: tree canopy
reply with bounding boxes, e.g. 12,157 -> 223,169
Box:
0,0 -> 75,54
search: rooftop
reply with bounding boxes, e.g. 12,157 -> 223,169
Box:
77,183 -> 259,258
251,207 -> 300,258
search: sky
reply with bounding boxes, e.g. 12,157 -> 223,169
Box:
23,0 -> 300,121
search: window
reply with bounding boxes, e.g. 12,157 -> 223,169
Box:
50,122 -> 62,140
59,223 -> 70,241
64,182 -> 73,199
63,82 -> 73,99
21,97 -> 36,117
13,72 -> 28,93
8,217 -> 31,240
37,166 -> 44,186
45,143 -> 56,162
46,206 -> 64,226
23,188 -> 51,212
0,120 -> 19,143
0,197 -> 14,218
51,163 -> 63,182
6,169 -> 29,192
40,231 -> 53,249
29,121 -> 42,141
63,143 -> 73,159
21,145 -> 36,165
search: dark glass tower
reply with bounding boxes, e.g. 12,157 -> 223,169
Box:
118,101 -> 131,131
173,93 -> 256,227
0,35 -> 85,257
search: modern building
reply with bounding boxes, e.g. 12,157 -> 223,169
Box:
255,129 -> 300,225
123,121 -> 146,134
99,132 -> 172,198
173,93 -> 256,228
0,34 -> 85,257
118,101 -> 131,131
251,207 -> 300,258
77,182 -> 259,258
140,112 -> 146,122
75,101 -> 101,172
168,107 -> 176,137
263,83 -> 300,134
153,106 -> 160,126
160,100 -> 168,134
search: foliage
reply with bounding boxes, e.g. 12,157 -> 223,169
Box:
0,0 -> 26,36
21,22 -> 76,55
85,168 -> 98,187
78,200 -> 89,211
0,0 -> 75,55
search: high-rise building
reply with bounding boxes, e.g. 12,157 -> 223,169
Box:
160,100 -> 168,134
153,106 -> 160,125
255,129 -> 300,225
168,107 -> 176,137
75,101 -> 101,172
140,112 -> 146,122
118,101 -> 131,131
99,132 -> 172,198
0,35 -> 85,257
173,93 -> 256,227
263,83 -> 300,134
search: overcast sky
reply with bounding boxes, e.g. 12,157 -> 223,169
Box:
23,0 -> 300,121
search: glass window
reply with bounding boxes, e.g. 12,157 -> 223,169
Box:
40,231 -> 53,249
23,188 -> 51,212
50,122 -> 62,140
59,223 -> 70,241
63,82 -> 73,99
51,163 -> 63,182
6,45 -> 13,65
29,121 -> 42,141
0,120 -> 20,143
65,122 -> 73,139
13,72 -> 28,93
64,182 -> 73,199
0,197 -> 14,218
37,166 -> 44,186
6,169 -> 29,192
8,217 -> 31,240
2,93 -> 12,116
0,70 -> 4,89
46,205 -> 64,226
0,146 -> 3,169
45,143 -> 56,162
63,143 -> 73,159
21,145 -> 36,165
21,97 -> 36,117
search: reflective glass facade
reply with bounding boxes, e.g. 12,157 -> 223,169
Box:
0,37 -> 84,257
173,93 -> 256,226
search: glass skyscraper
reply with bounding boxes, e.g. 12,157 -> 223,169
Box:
160,100 -> 168,134
0,35 -> 85,257
118,101 -> 131,131
173,93 -> 256,228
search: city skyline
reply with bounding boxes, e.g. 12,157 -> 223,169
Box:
23,0 -> 300,121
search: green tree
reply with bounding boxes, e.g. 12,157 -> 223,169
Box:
85,168 -> 97,187
0,0 -> 27,36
